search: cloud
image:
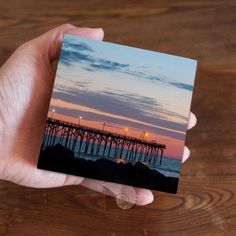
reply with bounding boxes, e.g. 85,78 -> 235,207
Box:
52,89 -> 146,120
102,90 -> 161,110
60,49 -> 94,66
52,87 -> 187,135
90,59 -> 129,71
64,37 -> 94,52
60,45 -> 129,73
60,39 -> 193,92
51,104 -> 186,141
168,82 -> 193,91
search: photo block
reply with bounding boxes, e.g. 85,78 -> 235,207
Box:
37,35 -> 197,194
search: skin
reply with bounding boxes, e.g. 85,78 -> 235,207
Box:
0,24 -> 197,206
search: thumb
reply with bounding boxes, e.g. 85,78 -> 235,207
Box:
30,23 -> 104,65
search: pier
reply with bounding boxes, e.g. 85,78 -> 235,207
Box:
42,118 -> 166,165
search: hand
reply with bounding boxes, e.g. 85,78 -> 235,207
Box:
0,24 -> 197,206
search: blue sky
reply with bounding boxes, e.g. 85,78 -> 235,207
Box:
50,34 -> 197,159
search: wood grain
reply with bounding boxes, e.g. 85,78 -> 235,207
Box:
0,0 -> 235,235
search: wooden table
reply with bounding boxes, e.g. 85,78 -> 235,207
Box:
0,1 -> 235,235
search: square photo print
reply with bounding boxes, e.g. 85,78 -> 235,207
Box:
37,35 -> 197,194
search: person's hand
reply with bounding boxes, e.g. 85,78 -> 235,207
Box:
0,24 -> 197,206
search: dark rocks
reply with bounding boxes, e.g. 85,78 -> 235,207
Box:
38,144 -> 178,193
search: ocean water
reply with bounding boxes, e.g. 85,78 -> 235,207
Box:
75,153 -> 181,178
42,135 -> 181,178
151,157 -> 181,178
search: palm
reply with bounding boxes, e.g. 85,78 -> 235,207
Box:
0,31 -> 82,188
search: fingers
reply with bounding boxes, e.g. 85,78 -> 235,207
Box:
182,146 -> 190,163
134,187 -> 154,205
32,23 -> 104,64
61,174 -> 84,186
183,112 -> 197,163
81,178 -> 154,206
188,112 -> 197,130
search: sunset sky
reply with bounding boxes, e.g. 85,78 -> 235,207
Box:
49,34 -> 197,160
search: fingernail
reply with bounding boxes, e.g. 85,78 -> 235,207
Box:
94,28 -> 104,38
136,191 -> 154,205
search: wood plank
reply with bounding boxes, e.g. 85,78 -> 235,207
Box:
0,0 -> 235,235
